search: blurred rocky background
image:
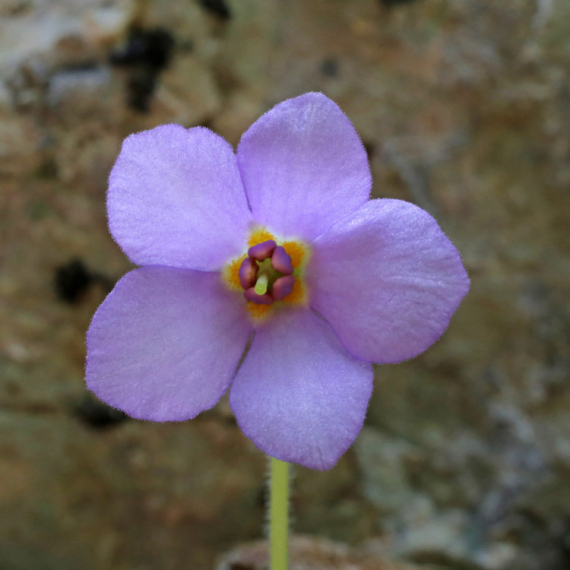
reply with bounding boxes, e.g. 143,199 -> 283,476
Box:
1,0 -> 570,568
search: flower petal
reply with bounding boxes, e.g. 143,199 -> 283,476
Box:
237,93 -> 371,242
86,267 -> 253,421
230,309 -> 373,470
108,125 -> 252,271
307,199 -> 470,364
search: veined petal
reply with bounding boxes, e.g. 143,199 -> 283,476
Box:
307,199 -> 470,364
86,267 -> 253,421
108,125 -> 252,271
237,93 -> 371,242
230,309 -> 373,470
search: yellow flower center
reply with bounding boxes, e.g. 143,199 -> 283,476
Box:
222,227 -> 310,321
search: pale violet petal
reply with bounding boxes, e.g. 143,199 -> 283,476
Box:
230,309 -> 373,470
108,125 -> 252,270
307,199 -> 470,364
237,93 -> 371,242
86,267 -> 253,421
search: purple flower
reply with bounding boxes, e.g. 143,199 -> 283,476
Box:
86,93 -> 469,470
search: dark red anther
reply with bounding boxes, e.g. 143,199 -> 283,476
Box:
244,288 -> 274,305
248,240 -> 276,261
271,246 -> 293,275
272,275 -> 295,301
238,257 -> 258,289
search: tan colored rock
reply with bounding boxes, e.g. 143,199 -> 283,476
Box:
47,67 -> 125,126
211,88 -> 265,146
0,115 -> 43,177
138,55 -> 223,128
53,126 -> 121,190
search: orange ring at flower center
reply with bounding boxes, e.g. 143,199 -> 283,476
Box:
222,227 -> 309,321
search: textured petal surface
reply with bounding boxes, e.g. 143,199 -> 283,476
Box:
307,199 -> 470,364
86,267 -> 253,421
108,125 -> 252,271
237,93 -> 371,242
230,309 -> 373,470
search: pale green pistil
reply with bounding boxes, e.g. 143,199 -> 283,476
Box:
254,273 -> 269,295
253,258 -> 283,296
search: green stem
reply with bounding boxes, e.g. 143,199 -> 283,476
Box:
269,457 -> 289,570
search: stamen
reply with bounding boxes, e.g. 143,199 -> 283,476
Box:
272,275 -> 295,301
238,257 -> 258,289
254,273 -> 269,295
271,246 -> 294,275
244,288 -> 274,305
248,240 -> 277,261
228,232 -> 307,310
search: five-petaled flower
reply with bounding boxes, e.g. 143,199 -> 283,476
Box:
86,93 -> 469,470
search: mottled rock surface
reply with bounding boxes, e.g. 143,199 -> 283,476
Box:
216,535 -> 430,570
1,0 -> 570,569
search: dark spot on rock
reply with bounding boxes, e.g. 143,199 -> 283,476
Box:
73,395 -> 129,429
110,27 -> 174,69
229,564 -> 255,570
199,0 -> 232,20
55,259 -> 92,303
110,27 -> 175,112
320,57 -> 339,77
55,259 -> 115,303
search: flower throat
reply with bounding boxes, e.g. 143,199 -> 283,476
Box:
239,240 -> 295,305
